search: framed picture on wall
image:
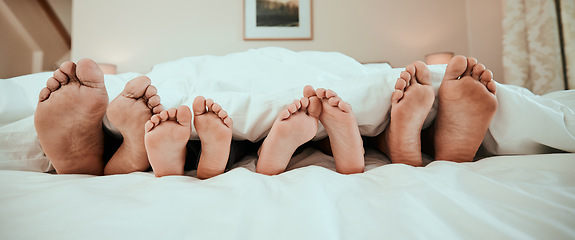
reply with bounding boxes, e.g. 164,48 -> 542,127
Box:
244,0 -> 313,40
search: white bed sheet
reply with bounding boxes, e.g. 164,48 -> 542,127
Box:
1,151 -> 574,240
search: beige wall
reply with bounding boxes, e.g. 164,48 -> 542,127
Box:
71,0 -> 503,80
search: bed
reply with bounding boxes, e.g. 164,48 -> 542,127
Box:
1,47 -> 574,239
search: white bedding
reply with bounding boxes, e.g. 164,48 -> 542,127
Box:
0,48 -> 574,239
1,151 -> 574,239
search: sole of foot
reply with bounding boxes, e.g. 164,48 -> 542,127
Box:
378,61 -> 435,167
104,76 -> 164,175
307,85 -> 365,174
257,94 -> 321,175
433,55 -> 497,162
145,105 -> 192,177
34,59 -> 108,175
193,96 -> 233,180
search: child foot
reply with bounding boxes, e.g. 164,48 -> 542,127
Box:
105,76 -> 164,174
257,95 -> 321,175
145,106 -> 192,177
193,97 -> 233,179
434,56 -> 497,162
34,59 -> 108,175
308,85 -> 364,174
378,61 -> 435,166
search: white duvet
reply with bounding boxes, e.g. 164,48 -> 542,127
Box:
0,48 -> 574,239
1,47 -> 574,172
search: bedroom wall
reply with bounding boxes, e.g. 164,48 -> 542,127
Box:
71,0 -> 504,81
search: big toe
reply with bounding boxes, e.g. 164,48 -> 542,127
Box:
122,76 -> 152,98
443,55 -> 468,81
412,61 -> 431,85
75,58 -> 105,88
176,105 -> 193,126
192,96 -> 207,115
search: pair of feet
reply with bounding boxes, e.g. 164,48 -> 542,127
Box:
34,59 -> 233,179
378,55 -> 498,166
256,86 -> 365,175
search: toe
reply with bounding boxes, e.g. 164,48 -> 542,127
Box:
300,97 -> 310,109
400,71 -> 411,87
59,61 -> 77,81
223,117 -> 233,128
159,110 -> 170,121
176,105 -> 193,126
338,100 -> 353,113
76,58 -> 105,88
328,96 -> 341,107
412,61 -> 431,85
303,85 -> 316,98
152,105 -> 164,114
444,55 -> 468,81
463,57 -> 477,76
145,120 -> 155,133
481,70 -> 495,89
316,88 -> 327,98
143,85 -> 158,100
205,99 -> 215,112
122,76 -> 151,98
391,89 -> 403,104
218,109 -> 228,119
287,102 -> 298,114
325,89 -> 338,98
192,96 -> 207,115
167,108 -> 177,120
395,78 -> 407,91
39,88 -> 51,102
46,77 -> 61,91
487,81 -> 497,94
472,63 -> 486,80
279,109 -> 291,120
307,96 -> 322,118
53,69 -> 70,85
211,103 -> 223,113
147,95 -> 161,108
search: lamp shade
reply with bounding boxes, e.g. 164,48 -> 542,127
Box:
425,52 -> 454,65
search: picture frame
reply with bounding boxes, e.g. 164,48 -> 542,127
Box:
244,0 -> 313,40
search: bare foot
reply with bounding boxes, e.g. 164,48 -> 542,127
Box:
145,105 -> 192,177
256,94 -> 321,175
34,59 -> 108,175
104,76 -> 164,175
377,61 -> 435,166
193,97 -> 233,179
309,86 -> 364,174
434,55 -> 497,162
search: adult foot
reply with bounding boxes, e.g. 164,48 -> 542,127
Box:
145,105 -> 192,177
256,95 -> 321,175
104,76 -> 164,175
308,85 -> 364,174
34,59 -> 108,175
377,61 -> 435,166
433,55 -> 497,162
193,97 -> 233,179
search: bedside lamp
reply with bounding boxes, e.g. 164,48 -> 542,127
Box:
425,52 -> 454,65
97,63 -> 117,75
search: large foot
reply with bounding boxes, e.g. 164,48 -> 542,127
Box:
434,56 -> 497,162
193,97 -> 233,179
104,76 -> 164,175
145,106 -> 192,177
257,95 -> 321,175
34,59 -> 108,175
377,61 -> 435,166
308,86 -> 364,174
